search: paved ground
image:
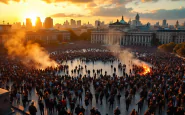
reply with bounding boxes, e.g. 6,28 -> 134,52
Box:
11,85 -> 167,115
10,60 -> 168,115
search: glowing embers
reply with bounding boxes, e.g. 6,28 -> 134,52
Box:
140,64 -> 151,75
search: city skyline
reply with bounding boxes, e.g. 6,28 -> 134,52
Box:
0,0 -> 185,25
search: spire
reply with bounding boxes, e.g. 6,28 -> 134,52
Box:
117,19 -> 119,22
136,13 -> 140,21
122,16 -> 123,20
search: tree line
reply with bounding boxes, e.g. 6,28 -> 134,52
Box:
158,42 -> 185,57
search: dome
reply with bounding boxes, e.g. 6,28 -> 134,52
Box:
120,16 -> 127,24
120,20 -> 126,24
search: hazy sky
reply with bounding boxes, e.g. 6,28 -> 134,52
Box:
0,0 -> 185,25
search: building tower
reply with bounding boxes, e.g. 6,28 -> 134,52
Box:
44,17 -> 53,29
175,20 -> 179,29
77,20 -> 81,27
35,17 -> 42,29
128,18 -> 131,24
97,20 -> 101,30
162,19 -> 167,27
136,13 -> 140,21
26,18 -> 32,30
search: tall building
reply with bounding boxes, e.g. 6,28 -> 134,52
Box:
155,22 -> 159,26
44,17 -> 53,29
131,13 -> 141,27
70,19 -> 76,27
95,20 -> 100,27
12,22 -> 21,30
175,20 -> 179,29
162,19 -> 167,27
77,20 -> 81,27
26,18 -> 32,30
128,19 -> 131,25
35,17 -> 42,29
63,20 -> 70,28
101,21 -> 105,26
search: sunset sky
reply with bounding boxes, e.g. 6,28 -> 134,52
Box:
0,0 -> 185,26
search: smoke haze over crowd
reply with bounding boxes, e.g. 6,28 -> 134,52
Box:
108,45 -> 152,75
4,31 -> 58,69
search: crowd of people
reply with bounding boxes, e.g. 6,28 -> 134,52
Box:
0,48 -> 185,115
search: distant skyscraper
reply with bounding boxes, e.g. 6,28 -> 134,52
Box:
12,22 -> 22,29
65,20 -> 69,26
162,19 -> 167,27
26,18 -> 32,30
95,20 -> 100,27
101,21 -> 104,26
77,20 -> 81,27
155,22 -> 159,26
70,19 -> 76,27
44,17 -> 53,29
35,17 -> 42,29
175,20 -> 179,29
128,19 -> 131,25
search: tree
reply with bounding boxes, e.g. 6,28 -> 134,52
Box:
173,43 -> 184,53
176,46 -> 185,57
158,42 -> 176,52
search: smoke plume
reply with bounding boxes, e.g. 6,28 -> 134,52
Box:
102,28 -> 152,75
108,45 -> 152,74
4,31 -> 58,69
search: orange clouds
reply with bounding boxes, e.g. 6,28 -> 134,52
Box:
0,0 -> 24,4
51,13 -> 86,17
42,0 -> 92,4
141,0 -> 158,2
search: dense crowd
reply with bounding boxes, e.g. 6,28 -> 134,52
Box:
0,49 -> 185,115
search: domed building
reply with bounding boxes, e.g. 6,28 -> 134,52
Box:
120,16 -> 127,24
109,16 -> 130,31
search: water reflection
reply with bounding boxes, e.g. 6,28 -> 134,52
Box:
59,59 -> 125,77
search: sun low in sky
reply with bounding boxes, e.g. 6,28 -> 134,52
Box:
23,11 -> 45,26
0,0 -> 185,25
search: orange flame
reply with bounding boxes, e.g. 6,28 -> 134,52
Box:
140,65 -> 150,75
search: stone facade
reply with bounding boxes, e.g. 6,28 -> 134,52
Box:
121,32 -> 153,46
91,29 -> 185,47
91,30 -> 122,45
0,25 -> 12,45
26,29 -> 70,44
156,30 -> 185,44
91,30 -> 153,46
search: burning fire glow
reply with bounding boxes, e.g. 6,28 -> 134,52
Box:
140,65 -> 151,75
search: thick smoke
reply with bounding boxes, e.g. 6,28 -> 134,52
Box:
108,45 -> 152,74
103,29 -> 152,75
4,31 -> 58,69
